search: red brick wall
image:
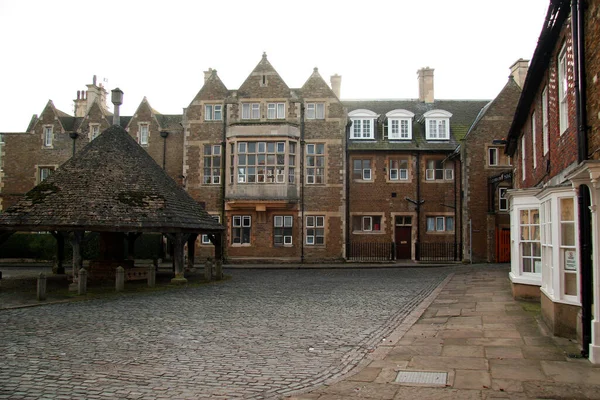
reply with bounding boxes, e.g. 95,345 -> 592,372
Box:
586,0 -> 600,159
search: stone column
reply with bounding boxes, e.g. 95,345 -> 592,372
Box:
37,273 -> 47,301
214,259 -> 223,281
204,258 -> 213,282
69,231 -> 84,291
147,265 -> 156,288
169,233 -> 189,284
78,268 -> 87,295
116,266 -> 124,292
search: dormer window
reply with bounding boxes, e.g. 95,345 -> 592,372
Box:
386,109 -> 414,140
423,110 -> 452,140
349,109 -> 378,140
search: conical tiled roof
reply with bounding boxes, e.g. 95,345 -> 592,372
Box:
0,126 -> 224,234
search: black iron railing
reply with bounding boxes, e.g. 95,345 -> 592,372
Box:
348,242 -> 394,262
416,242 -> 461,261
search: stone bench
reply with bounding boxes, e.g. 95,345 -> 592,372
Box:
125,267 -> 149,281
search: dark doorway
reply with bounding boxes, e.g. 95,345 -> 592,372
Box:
395,220 -> 412,260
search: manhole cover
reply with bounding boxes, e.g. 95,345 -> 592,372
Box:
395,370 -> 447,386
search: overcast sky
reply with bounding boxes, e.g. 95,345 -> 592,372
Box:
0,0 -> 549,132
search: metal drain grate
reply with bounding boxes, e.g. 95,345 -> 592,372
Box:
395,370 -> 447,385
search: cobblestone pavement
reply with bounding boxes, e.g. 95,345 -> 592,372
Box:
0,267 -> 452,399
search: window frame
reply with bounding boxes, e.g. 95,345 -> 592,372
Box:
426,216 -> 454,232
242,103 -> 260,120
352,215 -> 383,233
205,104 -> 223,121
353,159 -> 372,181
388,159 -> 409,181
348,109 -> 378,140
43,126 -> 53,147
425,159 -> 453,181
499,187 -> 509,212
519,208 -> 541,274
201,215 -> 221,244
274,215 -> 293,246
305,215 -> 325,245
38,166 -> 54,183
489,147 -> 498,166
531,111 -> 537,169
558,43 -> 568,134
139,123 -> 149,145
306,143 -> 325,184
267,102 -> 286,119
542,86 -> 549,155
423,110 -> 452,140
203,144 -> 222,184
306,103 -> 325,120
232,215 -> 252,245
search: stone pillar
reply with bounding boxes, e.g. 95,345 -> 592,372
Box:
187,234 -> 198,271
69,231 -> 84,291
204,258 -> 213,282
37,273 -> 47,301
51,231 -> 65,274
214,259 -> 223,281
147,265 -> 156,288
116,266 -> 124,292
170,233 -> 189,284
78,268 -> 87,295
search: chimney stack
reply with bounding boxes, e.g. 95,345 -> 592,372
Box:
204,68 -> 213,84
111,88 -> 124,126
330,74 -> 341,99
417,67 -> 435,103
510,58 -> 529,89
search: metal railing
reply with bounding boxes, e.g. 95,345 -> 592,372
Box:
348,242 -> 394,262
416,242 -> 461,262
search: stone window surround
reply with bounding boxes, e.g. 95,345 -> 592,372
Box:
42,125 -> 53,148
305,215 -> 325,246
351,213 -> 385,234
306,143 -> 326,185
425,214 -> 454,233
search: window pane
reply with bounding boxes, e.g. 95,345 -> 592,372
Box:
560,198 -> 574,221
316,103 -> 324,119
561,223 -> 575,246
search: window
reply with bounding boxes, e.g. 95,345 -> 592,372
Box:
426,216 -> 454,232
489,148 -> 498,166
558,43 -> 568,134
274,215 -> 293,246
521,134 -> 526,181
201,215 -> 221,244
38,166 -> 54,182
203,145 -> 222,184
389,159 -> 409,181
242,103 -> 260,119
43,126 -> 53,147
139,124 -> 149,145
306,103 -> 325,120
531,112 -> 537,169
352,215 -> 382,232
559,198 -> 577,296
90,124 -> 100,140
306,216 -> 325,245
499,187 -> 508,211
389,119 -> 411,140
423,110 -> 452,140
425,160 -> 453,181
349,109 -> 377,139
427,119 -> 448,139
288,142 -> 296,183
306,143 -> 325,184
267,103 -> 285,119
395,215 -> 412,226
542,86 -> 549,155
205,104 -> 223,121
353,159 -> 372,181
236,141 -> 288,183
520,209 -> 541,273
232,215 -> 251,244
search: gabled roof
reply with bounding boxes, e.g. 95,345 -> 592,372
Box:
343,99 -> 489,151
190,69 -> 229,103
237,53 -> 291,98
300,68 -> 337,99
0,125 -> 223,234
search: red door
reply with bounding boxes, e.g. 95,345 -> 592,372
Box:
395,226 -> 412,259
496,227 -> 511,262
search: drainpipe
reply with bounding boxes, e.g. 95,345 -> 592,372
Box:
221,103 -> 228,262
344,119 -> 352,260
454,158 -> 458,261
160,131 -> 168,169
416,152 -> 421,259
572,0 -> 592,358
300,103 -> 305,263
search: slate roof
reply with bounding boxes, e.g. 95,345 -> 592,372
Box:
343,99 -> 490,152
0,125 -> 224,234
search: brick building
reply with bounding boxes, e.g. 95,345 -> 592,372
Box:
344,69 -> 489,261
0,76 -> 184,211
459,60 -> 526,263
185,54 -> 346,262
505,0 -> 600,364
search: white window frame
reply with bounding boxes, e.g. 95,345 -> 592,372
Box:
532,111 -> 537,169
305,215 -> 325,245
306,103 -> 325,120
386,109 -> 414,140
203,144 -> 222,184
426,216 -> 454,232
205,104 -> 223,121
43,126 -> 53,147
425,159 -> 453,181
489,147 -> 498,166
519,208 -> 541,274
267,103 -> 285,119
306,143 -> 325,185
558,43 -> 568,134
353,159 -> 372,181
201,215 -> 221,244
242,103 -> 260,120
423,110 -> 452,140
542,86 -> 549,155
139,124 -> 149,145
349,109 -> 378,140
232,215 -> 251,245
38,166 -> 53,182
389,159 -> 409,181
499,187 -> 508,211
274,215 -> 293,246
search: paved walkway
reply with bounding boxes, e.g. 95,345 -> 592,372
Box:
288,267 -> 600,400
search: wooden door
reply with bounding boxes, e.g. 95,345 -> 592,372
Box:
496,227 -> 511,262
395,226 -> 412,259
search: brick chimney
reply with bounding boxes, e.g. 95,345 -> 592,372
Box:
330,74 -> 341,99
510,58 -> 529,88
417,67 -> 434,103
